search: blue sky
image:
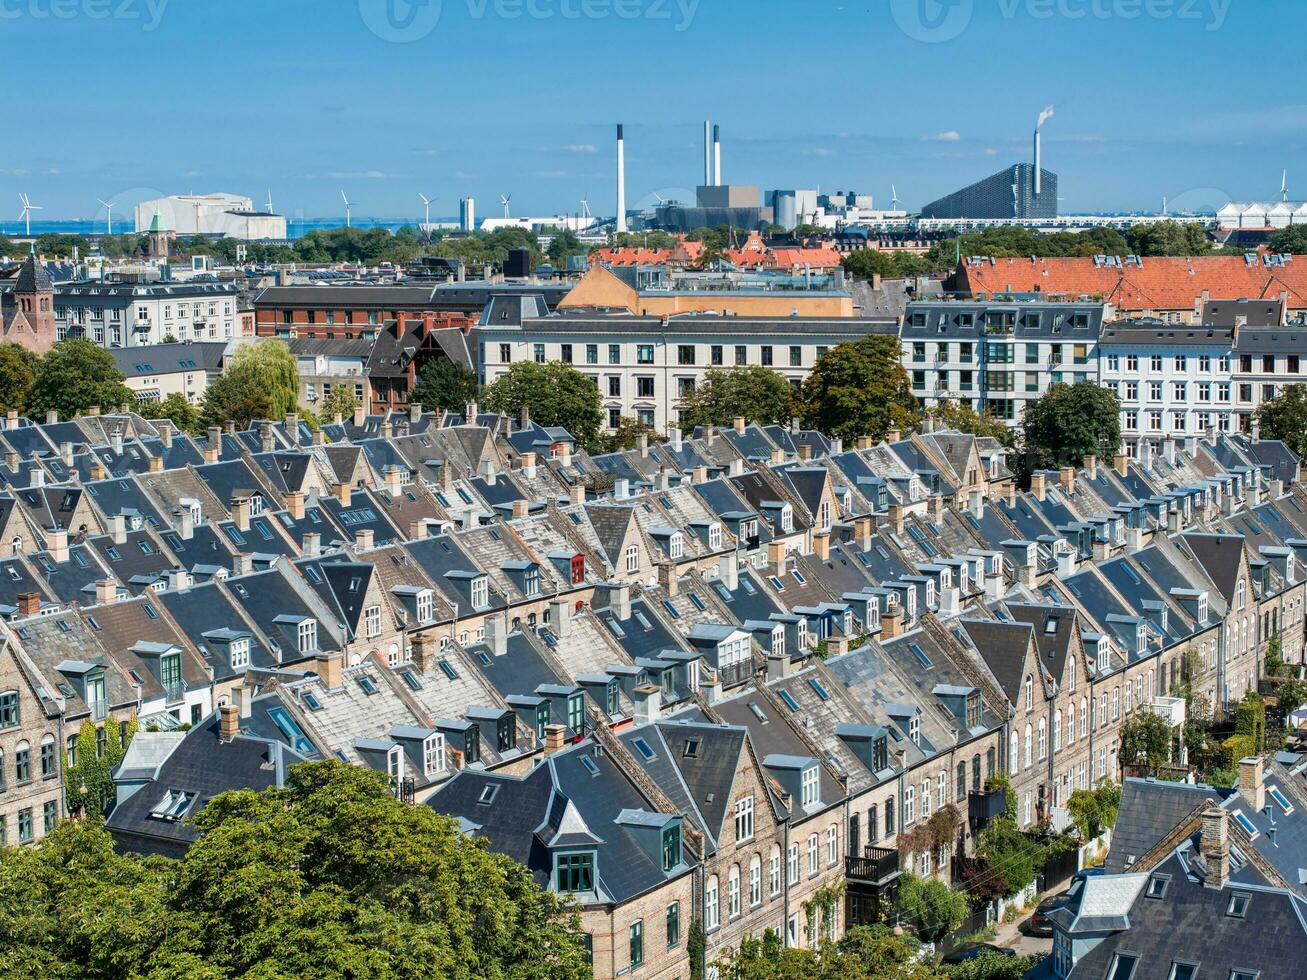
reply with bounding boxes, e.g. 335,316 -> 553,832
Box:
2,0 -> 1302,221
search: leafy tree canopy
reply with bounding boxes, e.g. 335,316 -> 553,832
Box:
0,762 -> 590,980
0,342 -> 40,413
596,416 -> 663,454
199,371 -> 273,430
796,335 -> 919,443
1255,384 -> 1307,458
483,361 -> 603,452
712,925 -> 941,980
679,365 -> 794,430
27,339 -> 136,420
412,357 -> 481,414
316,385 -> 361,425
1019,381 -> 1121,476
896,872 -> 969,943
927,400 -> 1014,446
142,392 -> 201,435
225,339 -> 300,420
1269,224 -> 1307,255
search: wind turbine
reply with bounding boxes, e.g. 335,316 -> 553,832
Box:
1282,170 -> 1289,203
97,197 -> 116,235
17,193 -> 41,237
579,197 -> 591,220
500,194 -> 512,219
340,189 -> 353,228
890,184 -> 899,210
419,192 -> 433,227
266,188 -> 274,214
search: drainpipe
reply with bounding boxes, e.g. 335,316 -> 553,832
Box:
782,816 -> 792,948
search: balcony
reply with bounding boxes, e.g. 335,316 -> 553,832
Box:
846,845 -> 900,885
1146,695 -> 1186,728
718,660 -> 752,689
968,786 -> 1007,832
162,680 -> 185,705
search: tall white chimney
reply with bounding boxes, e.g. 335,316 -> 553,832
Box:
704,119 -> 712,187
1034,128 -> 1041,196
713,124 -> 721,186
1034,105 -> 1054,198
616,124 -> 627,234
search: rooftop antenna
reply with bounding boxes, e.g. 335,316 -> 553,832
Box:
500,194 -> 512,219
96,197 -> 115,235
419,192 -> 433,227
340,189 -> 353,228
17,193 -> 41,237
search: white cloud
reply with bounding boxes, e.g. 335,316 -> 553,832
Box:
926,130 -> 962,142
533,170 -> 568,179
564,144 -> 597,153
327,170 -> 389,179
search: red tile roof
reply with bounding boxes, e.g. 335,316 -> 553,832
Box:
959,255 -> 1307,312
589,247 -> 673,267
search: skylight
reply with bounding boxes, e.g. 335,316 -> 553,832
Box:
778,689 -> 800,712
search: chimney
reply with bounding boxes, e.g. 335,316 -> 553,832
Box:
315,650 -> 344,688
206,426 -> 221,463
410,633 -> 439,673
5,449 -> 20,472
1059,466 -> 1075,495
88,404 -> 100,417
656,468 -> 671,491
854,515 -> 873,551
379,419 -> 392,442
658,562 -> 679,596
733,416 -> 746,434
569,484 -> 586,506
767,643 -> 792,680
304,531 -> 321,557
614,477 -> 629,500
632,683 -> 662,724
1083,454 -> 1098,480
29,468 -> 44,488
232,553 -> 252,577
1114,451 -> 1129,477
521,452 -> 537,478
1199,806 -> 1230,890
721,553 -> 739,591
410,401 -> 424,424
767,540 -> 788,577
158,421 -> 172,449
692,465 -> 708,484
968,490 -> 984,520
813,532 -> 830,561
148,455 -> 163,473
769,448 -> 785,465
333,482 -> 352,507
616,123 -> 628,235
728,459 -> 744,477
798,445 -> 812,461
355,528 -> 374,551
59,441 -> 73,467
1238,756 -> 1265,812
45,410 -> 58,425
1031,472 -> 1047,501
880,606 -> 904,639
176,508 -> 194,540
712,123 -> 721,186
636,434 -> 649,458
486,614 -> 508,656
544,723 -> 567,754
3,408 -> 14,429
260,421 -> 275,453
511,499 -> 529,519
888,503 -> 905,536
610,583 -> 631,620
668,426 -> 682,452
385,466 -> 402,496
286,490 -> 305,521
96,578 -> 117,605
48,529 -> 68,564
231,495 -> 250,532
886,428 -> 901,444
353,404 -> 366,428
703,118 -> 712,186
90,459 -> 107,480
550,598 -> 570,637
17,592 -> 40,617
109,513 -> 127,545
830,437 -> 843,454
465,399 -> 479,421
939,586 -> 960,618
219,704 -> 240,742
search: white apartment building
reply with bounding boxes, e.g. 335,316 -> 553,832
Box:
901,301 -> 1105,423
477,310 -> 897,433
56,281 -> 241,348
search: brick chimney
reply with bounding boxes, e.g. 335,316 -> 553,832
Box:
1083,454 -> 1098,480
148,455 -> 163,473
96,578 -> 117,605
658,562 -> 679,596
385,466 -> 402,496
1114,452 -> 1129,477
333,481 -> 352,507
231,495 -> 251,532
17,592 -> 40,617
733,416 -> 746,434
813,532 -> 830,561
48,529 -> 68,564
410,634 -> 440,673
219,703 -> 240,742
286,490 -> 305,521
511,499 -> 529,519
1199,806 -> 1230,890
544,723 -> 567,754
315,650 -> 344,688
1238,756 -> 1265,812
1059,466 -> 1076,495
355,529 -> 374,551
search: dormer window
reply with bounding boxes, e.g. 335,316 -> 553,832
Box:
423,733 -> 445,776
606,682 -> 619,716
568,695 -> 585,733
496,716 -> 516,753
780,505 -> 793,533
570,554 -> 586,585
668,533 -> 684,560
297,620 -> 317,654
926,580 -> 936,607
1197,593 -> 1208,623
1097,639 -> 1110,673
387,746 -> 403,784
708,523 -> 722,549
230,637 -> 250,669
524,566 -> 541,598
818,500 -> 831,530
772,627 -> 785,658
800,764 -> 819,807
661,824 -> 681,871
556,852 -> 594,893
1136,623 -> 1148,655
909,715 -> 920,745
471,575 -> 489,610
417,589 -> 434,623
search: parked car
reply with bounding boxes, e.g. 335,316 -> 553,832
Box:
942,943 -> 1017,964
1021,893 -> 1068,937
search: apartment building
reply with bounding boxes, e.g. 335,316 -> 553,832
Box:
56,280 -> 241,347
478,310 -> 897,433
901,300 -> 1104,422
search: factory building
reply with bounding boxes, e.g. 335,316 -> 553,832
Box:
134,193 -> 288,240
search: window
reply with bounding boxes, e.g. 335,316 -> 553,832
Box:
677,344 -> 695,365
625,545 -> 639,574
423,734 -> 445,776
40,735 -> 55,778
230,637 -> 251,669
705,875 -> 720,929
1146,874 -> 1170,899
734,795 -> 755,841
1227,892 -> 1250,917
800,765 -> 819,807
556,852 -> 594,892
636,344 -> 654,364
666,902 -> 680,948
760,345 -> 773,366
905,785 -> 916,824
628,919 -> 644,967
825,824 -> 837,865
661,824 -> 680,870
727,866 -> 740,918
1105,953 -> 1139,980
734,344 -> 747,365
533,343 -> 545,363
297,620 -> 316,653
769,845 -> 781,895
15,742 -> 30,783
787,842 -> 798,885
43,800 -> 57,834
0,691 -> 17,728
471,575 -> 489,609
807,833 -> 819,876
364,605 -> 381,638
789,345 -> 802,367
17,808 -> 32,844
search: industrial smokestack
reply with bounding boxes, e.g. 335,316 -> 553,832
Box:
1034,105 -> 1054,197
704,119 -> 712,187
713,124 -> 721,186
616,124 -> 627,234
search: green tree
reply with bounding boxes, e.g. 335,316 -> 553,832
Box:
143,392 -> 200,434
483,361 -> 603,452
1269,225 -> 1307,255
678,365 -> 794,429
896,872 -> 968,944
842,248 -> 902,281
1255,384 -> 1307,457
712,925 -> 941,980
4,761 -> 591,979
411,357 -> 480,414
927,400 -> 1014,446
160,333 -> 179,345
972,811 -> 1047,899
0,342 -> 39,413
1234,691 -> 1266,752
1118,711 -> 1175,773
1265,631 -> 1285,677
0,234 -> 14,259
596,416 -> 663,454
27,339 -> 136,420
796,335 -> 919,443
1019,381 -> 1121,476
1066,781 -> 1122,842
316,385 -> 361,424
225,339 -> 299,419
1124,220 -> 1211,257
545,228 -> 586,267
199,371 -> 274,429
64,716 -> 136,819
945,952 -> 1045,980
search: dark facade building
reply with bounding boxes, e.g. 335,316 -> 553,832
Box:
920,163 -> 1058,220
